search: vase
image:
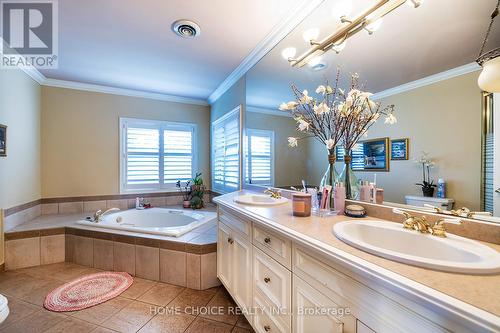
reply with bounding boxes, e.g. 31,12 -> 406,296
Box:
183,200 -> 191,209
422,187 -> 434,197
319,149 -> 338,209
337,152 -> 360,200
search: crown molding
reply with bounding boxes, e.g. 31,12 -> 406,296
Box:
19,66 -> 46,84
247,105 -> 293,118
372,62 -> 481,100
207,0 -> 326,105
42,78 -> 209,106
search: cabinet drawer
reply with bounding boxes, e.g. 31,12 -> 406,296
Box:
253,224 -> 292,269
254,291 -> 290,333
253,246 -> 291,328
219,207 -> 251,238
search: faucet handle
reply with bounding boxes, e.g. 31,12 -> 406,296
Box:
441,218 -> 462,225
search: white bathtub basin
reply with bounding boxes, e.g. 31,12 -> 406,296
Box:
234,194 -> 288,206
77,208 -> 216,237
333,220 -> 500,274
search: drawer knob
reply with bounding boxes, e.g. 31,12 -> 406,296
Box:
264,325 -> 271,332
227,238 -> 234,244
264,237 -> 271,244
264,277 -> 271,283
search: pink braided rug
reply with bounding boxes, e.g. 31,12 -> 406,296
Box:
44,271 -> 133,312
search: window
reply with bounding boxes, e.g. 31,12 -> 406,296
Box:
212,107 -> 241,193
336,143 -> 364,170
245,129 -> 274,186
120,118 -> 197,193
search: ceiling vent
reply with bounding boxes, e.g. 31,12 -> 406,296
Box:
172,20 -> 201,38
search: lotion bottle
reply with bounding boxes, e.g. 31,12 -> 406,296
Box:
334,182 -> 346,214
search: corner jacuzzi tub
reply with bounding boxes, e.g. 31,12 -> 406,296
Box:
76,208 -> 216,237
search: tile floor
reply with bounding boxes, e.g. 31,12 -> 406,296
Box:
0,263 -> 254,333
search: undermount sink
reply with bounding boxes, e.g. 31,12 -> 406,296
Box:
333,220 -> 500,274
234,194 -> 288,206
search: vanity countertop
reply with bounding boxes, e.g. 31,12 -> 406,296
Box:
214,190 -> 500,321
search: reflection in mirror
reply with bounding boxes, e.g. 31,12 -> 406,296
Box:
244,0 -> 500,220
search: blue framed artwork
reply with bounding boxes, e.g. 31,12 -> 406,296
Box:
391,138 -> 409,160
335,138 -> 390,171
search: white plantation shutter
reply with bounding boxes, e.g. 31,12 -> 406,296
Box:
120,118 -> 197,193
245,129 -> 274,185
212,108 -> 241,193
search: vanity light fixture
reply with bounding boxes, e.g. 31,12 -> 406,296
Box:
284,0 -> 422,68
477,0 -> 500,93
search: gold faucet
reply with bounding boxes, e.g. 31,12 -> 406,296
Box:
400,212 -> 433,234
264,188 -> 282,199
93,208 -> 120,223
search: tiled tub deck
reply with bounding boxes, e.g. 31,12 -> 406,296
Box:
4,207 -> 220,290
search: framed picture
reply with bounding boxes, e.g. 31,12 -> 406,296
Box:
0,124 -> 6,157
391,138 -> 409,160
335,138 -> 390,171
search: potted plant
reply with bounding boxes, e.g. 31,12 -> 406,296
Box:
415,151 -> 436,197
176,180 -> 192,208
190,173 -> 205,209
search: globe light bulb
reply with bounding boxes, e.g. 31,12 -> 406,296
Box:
303,28 -> 320,43
281,47 -> 297,61
366,18 -> 383,34
332,0 -> 353,20
478,57 -> 500,93
332,40 -> 347,53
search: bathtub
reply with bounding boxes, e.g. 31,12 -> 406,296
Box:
76,208 -> 216,237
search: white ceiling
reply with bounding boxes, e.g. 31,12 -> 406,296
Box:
246,0 -> 500,109
39,0 -> 302,100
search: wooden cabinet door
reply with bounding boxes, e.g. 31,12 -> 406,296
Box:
232,230 -> 252,311
217,222 -> 232,290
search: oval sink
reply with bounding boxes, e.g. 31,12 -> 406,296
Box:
234,194 -> 288,206
333,220 -> 500,274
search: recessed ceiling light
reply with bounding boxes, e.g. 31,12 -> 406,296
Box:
172,20 -> 201,38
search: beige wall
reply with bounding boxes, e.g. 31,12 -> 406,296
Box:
0,69 -> 41,209
245,111 -> 308,187
352,71 -> 482,209
41,87 -> 210,198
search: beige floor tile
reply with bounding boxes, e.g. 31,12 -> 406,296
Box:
0,308 -> 66,333
168,288 -> 218,313
113,242 -> 135,276
0,297 -> 39,330
51,265 -> 95,282
93,239 -> 114,271
186,253 -> 201,290
5,275 -> 56,299
200,252 -> 220,290
43,316 -> 97,333
135,245 -> 160,281
121,278 -> 157,300
232,327 -> 254,333
41,235 -> 66,265
200,289 -> 240,325
137,283 -> 184,306
138,312 -> 196,333
90,327 -> 119,333
20,278 -> 63,306
101,301 -> 155,333
159,249 -> 186,287
5,237 -> 41,270
185,317 -> 233,333
0,273 -> 32,295
74,236 -> 94,267
70,296 -> 132,324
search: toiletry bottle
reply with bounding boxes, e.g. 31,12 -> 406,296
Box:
437,178 -> 446,198
375,188 -> 384,204
310,188 -> 319,212
369,182 -> 376,203
334,182 -> 346,214
359,181 -> 370,202
135,197 -> 140,209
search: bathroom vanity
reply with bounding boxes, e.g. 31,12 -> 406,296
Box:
214,190 -> 500,333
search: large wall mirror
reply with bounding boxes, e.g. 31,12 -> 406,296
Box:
244,0 -> 500,221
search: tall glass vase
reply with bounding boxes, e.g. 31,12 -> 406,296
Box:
319,149 -> 338,209
338,151 -> 360,200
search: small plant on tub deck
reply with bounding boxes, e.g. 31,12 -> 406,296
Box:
190,173 -> 205,209
176,180 -> 192,208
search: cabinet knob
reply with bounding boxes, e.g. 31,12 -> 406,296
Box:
496,188 -> 500,193
264,325 -> 271,332
264,237 -> 271,244
264,277 -> 271,283
227,238 -> 234,244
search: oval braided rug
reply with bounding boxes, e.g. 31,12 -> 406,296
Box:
44,271 -> 133,312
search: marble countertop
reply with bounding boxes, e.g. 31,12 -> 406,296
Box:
214,190 -> 500,321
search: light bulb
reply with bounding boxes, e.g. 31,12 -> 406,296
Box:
303,28 -> 320,43
406,0 -> 424,8
366,18 -> 383,34
281,47 -> 297,61
332,0 -> 353,20
332,40 -> 346,53
478,57 -> 500,93
308,56 -> 323,67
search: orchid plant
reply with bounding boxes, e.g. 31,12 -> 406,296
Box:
414,151 -> 436,196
